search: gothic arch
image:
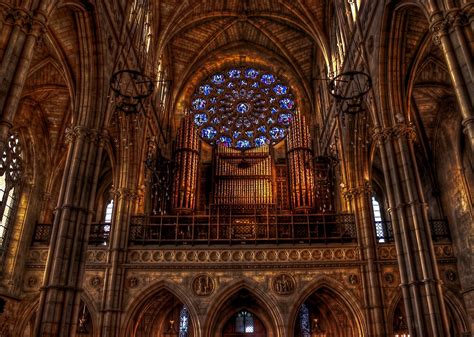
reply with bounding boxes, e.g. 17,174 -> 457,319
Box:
288,275 -> 366,337
122,281 -> 200,337
204,281 -> 284,337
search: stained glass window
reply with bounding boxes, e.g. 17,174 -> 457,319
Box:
299,304 -> 311,337
190,66 -> 297,149
235,311 -> 254,333
372,196 -> 385,243
179,305 -> 190,337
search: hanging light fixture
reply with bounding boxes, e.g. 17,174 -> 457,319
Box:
393,315 -> 410,337
311,318 -> 326,337
328,70 -> 371,115
163,319 -> 179,337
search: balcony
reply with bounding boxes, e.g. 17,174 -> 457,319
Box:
128,213 -> 357,246
32,222 -> 110,246
375,218 -> 451,243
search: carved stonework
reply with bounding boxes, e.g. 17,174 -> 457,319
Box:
383,272 -> 395,285
192,274 -> 215,296
90,275 -> 103,289
347,274 -> 359,286
273,274 -> 295,295
445,270 -> 457,283
127,277 -> 140,289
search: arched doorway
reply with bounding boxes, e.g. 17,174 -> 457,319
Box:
294,287 -> 362,337
127,289 -> 194,337
222,310 -> 266,337
209,288 -> 277,337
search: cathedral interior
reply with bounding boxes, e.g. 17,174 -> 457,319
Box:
0,0 -> 473,336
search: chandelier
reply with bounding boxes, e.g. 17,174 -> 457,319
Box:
190,66 -> 297,150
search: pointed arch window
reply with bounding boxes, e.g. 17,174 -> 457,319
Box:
235,311 -> 254,333
372,196 -> 386,243
104,199 -> 114,223
179,305 -> 189,337
0,133 -> 23,258
298,304 -> 311,337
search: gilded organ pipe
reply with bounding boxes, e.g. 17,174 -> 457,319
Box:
287,114 -> 315,211
172,116 -> 200,211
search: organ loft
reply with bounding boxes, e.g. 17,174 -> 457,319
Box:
0,0 -> 472,337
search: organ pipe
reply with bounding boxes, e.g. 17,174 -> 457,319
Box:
286,113 -> 315,211
172,116 -> 200,212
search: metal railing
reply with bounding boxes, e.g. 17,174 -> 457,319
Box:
32,223 -> 110,246
375,218 -> 451,243
128,213 -> 357,245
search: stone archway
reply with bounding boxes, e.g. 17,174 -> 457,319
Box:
293,287 -> 362,337
207,288 -> 278,337
124,288 -> 195,337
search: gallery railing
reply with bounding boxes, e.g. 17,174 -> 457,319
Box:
128,213 -> 357,245
375,218 -> 451,243
32,222 -> 111,246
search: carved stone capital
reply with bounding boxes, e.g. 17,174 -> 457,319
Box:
112,187 -> 141,201
430,15 -> 449,46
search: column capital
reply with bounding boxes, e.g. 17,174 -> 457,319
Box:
65,126 -> 108,145
372,122 -> 417,144
342,180 -> 372,201
430,14 -> 449,46
111,187 -> 141,201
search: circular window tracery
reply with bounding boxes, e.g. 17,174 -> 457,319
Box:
190,66 -> 297,149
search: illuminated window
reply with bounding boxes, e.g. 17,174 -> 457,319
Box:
235,311 -> 254,333
299,304 -> 311,337
0,133 -> 23,256
104,199 -> 114,223
372,196 -> 385,243
179,305 -> 189,337
190,66 -> 297,149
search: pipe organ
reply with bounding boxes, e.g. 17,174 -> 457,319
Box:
286,114 -> 315,211
213,145 -> 274,207
172,116 -> 200,212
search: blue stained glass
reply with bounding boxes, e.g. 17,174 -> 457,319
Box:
261,74 -> 275,85
245,68 -> 259,79
194,113 -> 208,126
279,98 -> 294,109
270,127 -> 285,139
252,82 -> 259,88
246,131 -> 254,138
258,126 -> 266,133
199,84 -> 212,95
262,88 -> 270,94
299,304 -> 311,337
273,84 -> 288,95
267,117 -> 275,124
236,103 -> 250,114
179,305 -> 190,337
239,89 -> 247,96
218,136 -> 232,147
212,117 -> 221,124
227,82 -> 235,89
217,88 -> 224,94
201,127 -> 217,139
269,97 -> 276,103
278,113 -> 293,125
255,136 -> 269,147
228,69 -> 241,78
239,80 -> 248,86
236,140 -> 251,149
210,97 -> 217,103
212,74 -> 225,84
192,98 -> 206,110
233,131 -> 241,139
271,107 -> 278,114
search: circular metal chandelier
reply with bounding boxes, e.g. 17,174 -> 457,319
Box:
190,66 -> 297,150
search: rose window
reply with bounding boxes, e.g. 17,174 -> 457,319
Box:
190,67 -> 297,149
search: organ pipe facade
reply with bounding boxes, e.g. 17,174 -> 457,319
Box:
172,116 -> 200,211
286,114 -> 315,211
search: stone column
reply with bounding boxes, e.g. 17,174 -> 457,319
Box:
430,10 -> 474,150
101,112 -> 147,337
0,7 -> 47,155
344,181 -> 386,337
373,123 -> 450,337
34,126 -> 106,337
